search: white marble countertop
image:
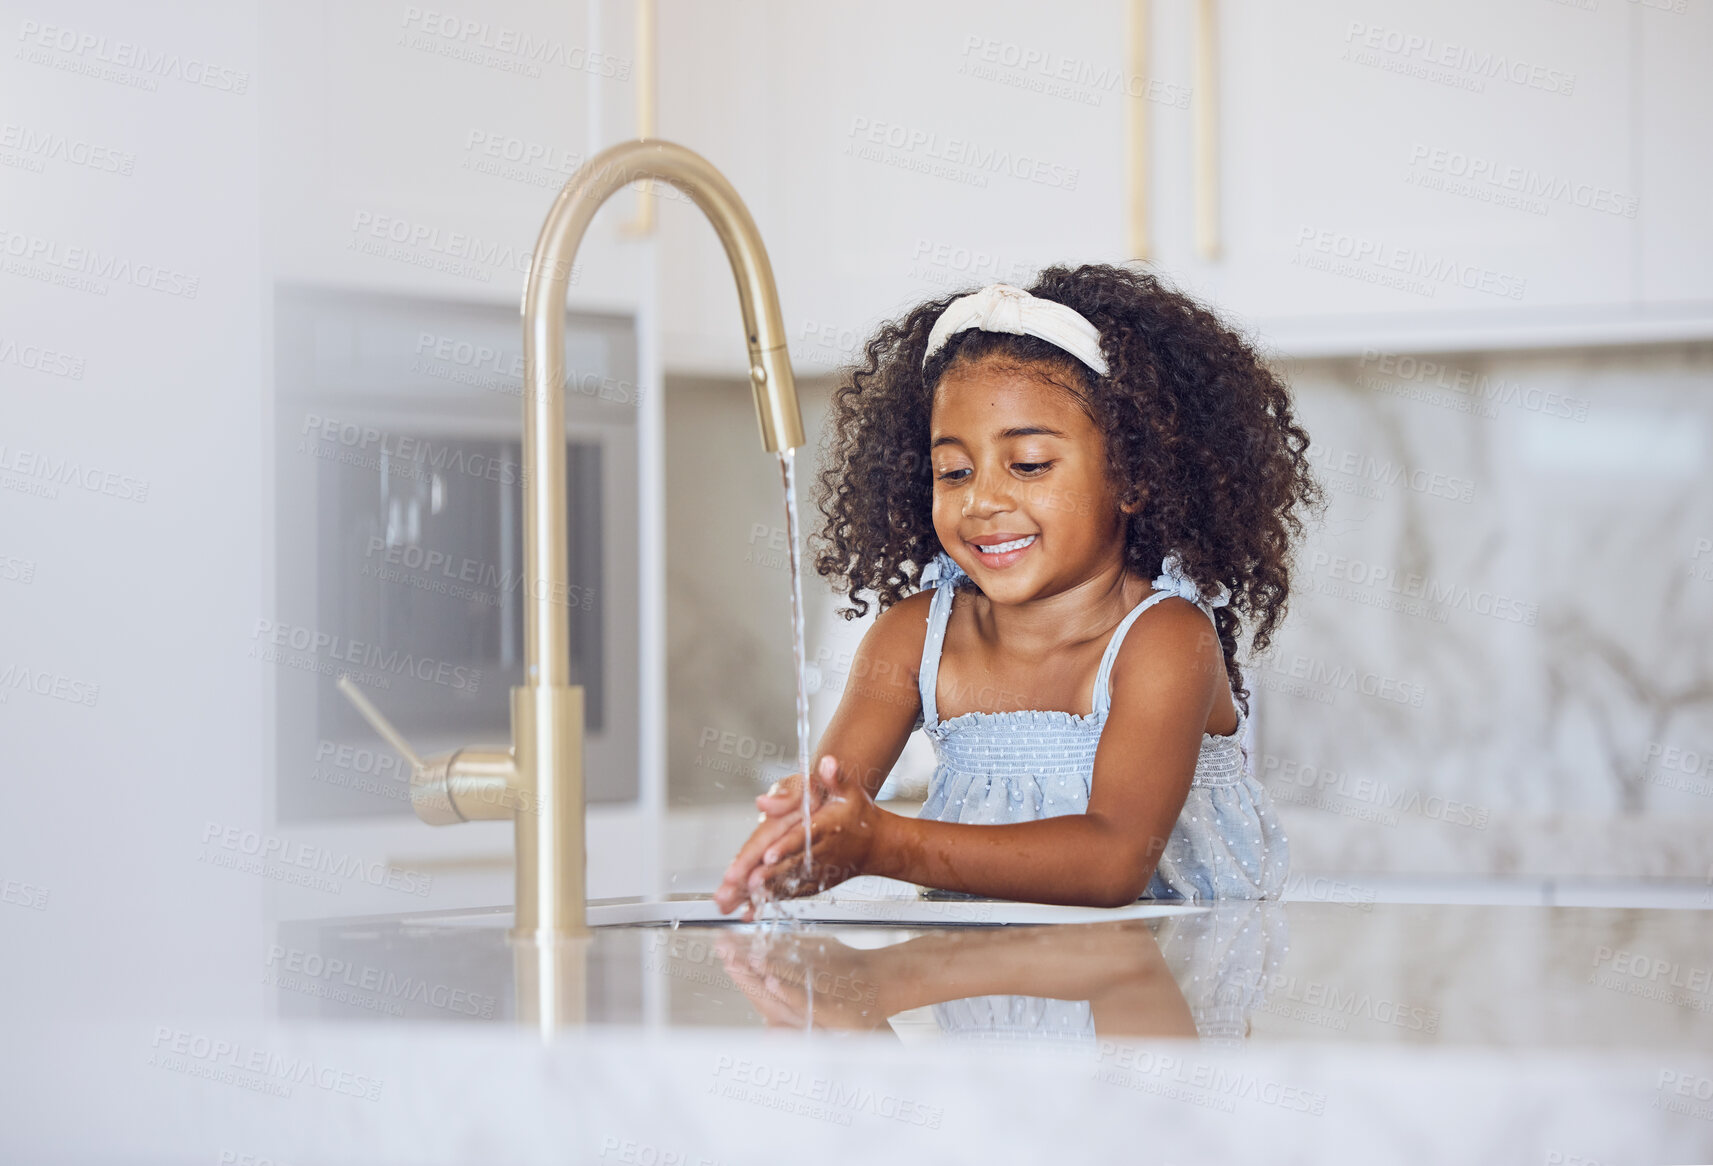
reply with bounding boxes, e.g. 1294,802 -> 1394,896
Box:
6,899 -> 1711,1164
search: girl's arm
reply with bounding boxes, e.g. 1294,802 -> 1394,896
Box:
835,923 -> 1197,1036
715,923 -> 1199,1039
711,589 -> 933,914
735,597 -> 1224,909
800,586 -> 935,801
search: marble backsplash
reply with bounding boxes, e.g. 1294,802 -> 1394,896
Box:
670,341 -> 1713,879
1249,340 -> 1713,878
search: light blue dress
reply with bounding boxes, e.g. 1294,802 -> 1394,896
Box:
908,549 -> 1289,901
926,901 -> 1291,1045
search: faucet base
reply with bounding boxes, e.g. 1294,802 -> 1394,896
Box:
509,932 -> 592,1034
509,683 -> 589,940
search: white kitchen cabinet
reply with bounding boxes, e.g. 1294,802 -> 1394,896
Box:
655,0 -> 1130,375
1635,0 -> 1713,306
1183,0 -> 1634,332
655,0 -> 1710,372
261,0 -> 649,315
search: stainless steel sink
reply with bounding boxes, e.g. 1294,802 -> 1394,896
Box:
412,894 -> 1208,928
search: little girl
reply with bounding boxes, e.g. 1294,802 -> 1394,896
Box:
713,264 -> 1322,917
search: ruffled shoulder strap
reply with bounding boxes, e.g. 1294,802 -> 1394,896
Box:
1149,552 -> 1231,612
1093,553 -> 1231,716
917,549 -> 968,589
913,550 -> 965,728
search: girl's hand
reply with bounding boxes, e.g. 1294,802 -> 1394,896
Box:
711,760 -> 832,917
713,755 -> 885,917
712,931 -> 890,1032
752,769 -> 827,824
749,755 -> 886,907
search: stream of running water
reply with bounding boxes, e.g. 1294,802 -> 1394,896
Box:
777,448 -> 812,875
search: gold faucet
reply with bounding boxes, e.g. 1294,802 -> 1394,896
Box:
340,139 -> 805,944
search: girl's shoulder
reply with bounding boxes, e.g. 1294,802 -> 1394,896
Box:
1104,588 -> 1228,711
862,586 -> 937,677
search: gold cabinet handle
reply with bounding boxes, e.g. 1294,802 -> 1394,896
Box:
1193,0 -> 1221,261
1127,0 -> 1151,262
619,0 -> 657,236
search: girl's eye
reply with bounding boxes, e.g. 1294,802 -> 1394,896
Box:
935,462 -> 1052,481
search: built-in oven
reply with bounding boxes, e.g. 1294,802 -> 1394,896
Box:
270,284 -> 639,829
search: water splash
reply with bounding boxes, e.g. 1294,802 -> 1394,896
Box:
777,448 -> 812,875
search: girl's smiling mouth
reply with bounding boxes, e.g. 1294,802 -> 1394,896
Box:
967,532 -> 1037,568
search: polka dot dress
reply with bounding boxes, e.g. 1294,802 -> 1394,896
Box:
911,550 -> 1291,902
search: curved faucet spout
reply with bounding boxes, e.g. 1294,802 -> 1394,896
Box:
507,138 -> 804,945
522,137 -> 805,689
338,139 -> 805,966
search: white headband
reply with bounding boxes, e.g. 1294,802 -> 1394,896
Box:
922,283 -> 1109,378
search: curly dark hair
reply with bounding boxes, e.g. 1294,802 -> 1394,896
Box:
810,262 -> 1324,714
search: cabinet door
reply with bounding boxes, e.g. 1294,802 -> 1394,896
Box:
1180,0 -> 1635,331
657,0 -> 1130,375
659,0 -> 1692,367
1636,0 -> 1713,306
263,0 -> 646,313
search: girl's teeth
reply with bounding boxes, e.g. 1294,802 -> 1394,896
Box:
976,535 -> 1036,554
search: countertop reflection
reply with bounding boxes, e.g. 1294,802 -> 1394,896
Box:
276,900 -> 1711,1051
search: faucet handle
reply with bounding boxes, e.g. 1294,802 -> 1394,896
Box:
335,674 -> 520,825
335,675 -> 426,772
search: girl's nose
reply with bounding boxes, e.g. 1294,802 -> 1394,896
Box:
962,465 -> 1016,517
